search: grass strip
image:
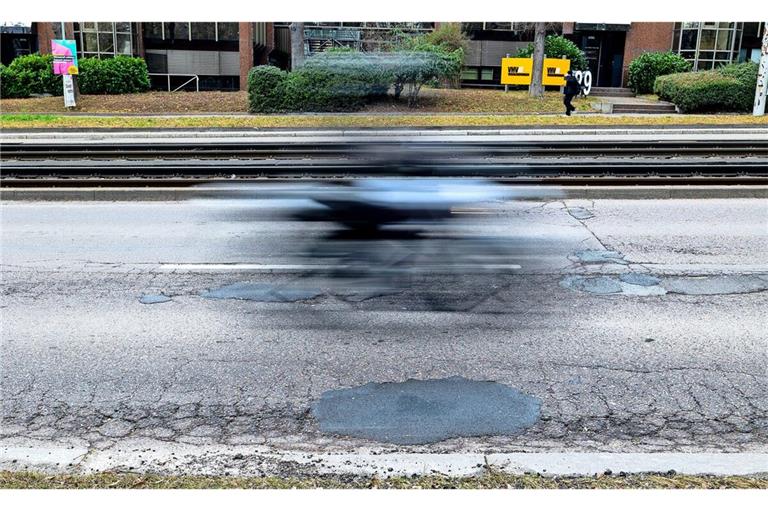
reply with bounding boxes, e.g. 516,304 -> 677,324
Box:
2,470 -> 767,489
1,113 -> 767,129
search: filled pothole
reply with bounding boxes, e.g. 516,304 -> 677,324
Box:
311,376 -> 541,445
200,282 -> 322,302
561,273 -> 768,296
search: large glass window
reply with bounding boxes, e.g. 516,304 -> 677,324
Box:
74,21 -> 134,58
672,22 -> 744,71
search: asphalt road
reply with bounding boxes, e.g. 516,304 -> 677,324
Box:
1,193 -> 767,475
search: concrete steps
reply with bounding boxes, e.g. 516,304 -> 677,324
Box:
591,87 -> 635,97
612,103 -> 678,114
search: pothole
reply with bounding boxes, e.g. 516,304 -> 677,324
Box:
200,282 -> 322,302
311,376 -> 541,445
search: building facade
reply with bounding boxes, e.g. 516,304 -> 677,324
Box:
25,21 -> 765,91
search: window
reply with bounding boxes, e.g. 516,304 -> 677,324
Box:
217,22 -> 238,41
74,22 -> 133,58
481,68 -> 494,81
191,22 -> 215,41
144,22 -> 163,39
169,22 -> 190,40
699,30 -> 716,50
680,29 -> 698,50
485,22 -> 512,31
461,68 -> 479,80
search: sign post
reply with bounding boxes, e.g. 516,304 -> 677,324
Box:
754,22 -> 768,116
51,39 -> 79,109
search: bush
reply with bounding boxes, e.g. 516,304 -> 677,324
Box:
627,52 -> 691,94
654,62 -> 758,113
0,53 -> 149,98
281,67 -> 368,112
0,54 -> 61,98
423,23 -> 470,54
77,56 -> 149,94
248,46 -> 465,112
247,65 -> 288,113
518,35 -> 588,71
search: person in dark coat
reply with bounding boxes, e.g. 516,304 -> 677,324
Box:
563,70 -> 581,116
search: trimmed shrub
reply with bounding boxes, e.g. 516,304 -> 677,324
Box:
627,52 -> 691,94
248,47 -> 465,112
247,65 -> 288,113
654,62 -> 758,113
517,35 -> 588,71
77,56 -> 150,94
0,54 -> 61,98
281,67 -> 368,112
0,54 -> 149,98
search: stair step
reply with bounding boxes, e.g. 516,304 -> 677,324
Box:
591,87 -> 635,97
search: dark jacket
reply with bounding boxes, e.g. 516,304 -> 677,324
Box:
564,75 -> 581,95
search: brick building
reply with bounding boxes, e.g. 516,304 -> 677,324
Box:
23,21 -> 764,91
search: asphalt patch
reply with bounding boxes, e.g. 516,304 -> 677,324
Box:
560,274 -> 666,296
568,207 -> 595,220
139,294 -> 172,304
201,282 -> 322,302
662,275 -> 768,295
312,376 -> 541,445
619,273 -> 662,286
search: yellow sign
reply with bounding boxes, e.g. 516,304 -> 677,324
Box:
501,57 -> 571,86
500,57 -> 532,85
543,58 -> 570,86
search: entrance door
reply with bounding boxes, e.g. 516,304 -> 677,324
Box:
578,31 -> 626,87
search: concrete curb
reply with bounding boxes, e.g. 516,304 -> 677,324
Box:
1,438 -> 766,477
2,186 -> 767,202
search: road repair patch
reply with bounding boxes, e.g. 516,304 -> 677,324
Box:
311,376 -> 541,445
561,273 -> 768,296
200,282 -> 322,302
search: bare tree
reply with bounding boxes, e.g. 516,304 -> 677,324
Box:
529,22 -> 547,98
290,22 -> 305,70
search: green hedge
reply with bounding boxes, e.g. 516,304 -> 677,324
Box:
517,35 -> 588,71
77,56 -> 150,94
627,52 -> 691,94
0,53 -> 149,99
654,62 -> 758,113
247,49 -> 463,112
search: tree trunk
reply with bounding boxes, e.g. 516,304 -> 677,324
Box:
529,22 -> 546,98
290,22 -> 305,71
753,21 -> 768,116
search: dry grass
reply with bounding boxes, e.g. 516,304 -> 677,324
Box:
0,89 -> 594,115
1,470 -> 766,489
1,112 -> 766,129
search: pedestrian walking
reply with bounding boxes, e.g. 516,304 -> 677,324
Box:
563,70 -> 580,116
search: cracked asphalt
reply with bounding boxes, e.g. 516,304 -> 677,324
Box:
1,196 -> 767,475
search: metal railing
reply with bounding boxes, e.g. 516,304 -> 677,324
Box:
149,73 -> 200,92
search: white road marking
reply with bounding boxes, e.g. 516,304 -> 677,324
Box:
159,263 -> 522,271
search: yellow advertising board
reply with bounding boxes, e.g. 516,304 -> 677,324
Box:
500,57 -> 571,86
500,57 -> 532,85
542,58 -> 570,86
